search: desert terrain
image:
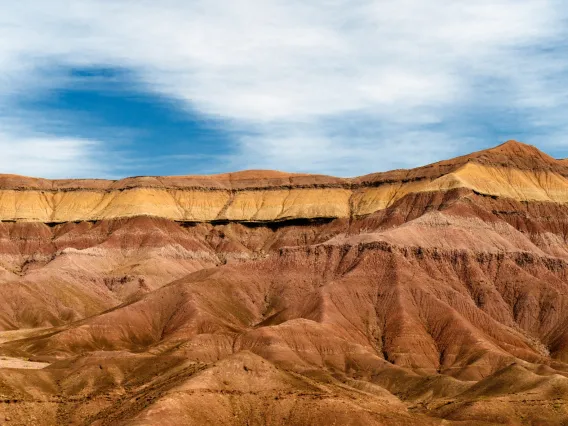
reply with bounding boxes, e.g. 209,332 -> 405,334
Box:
1,141 -> 568,424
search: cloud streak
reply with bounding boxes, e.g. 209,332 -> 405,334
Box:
0,127 -> 107,178
1,0 -> 568,177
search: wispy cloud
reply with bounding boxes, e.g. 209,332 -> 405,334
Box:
1,0 -> 568,177
0,127 -> 107,178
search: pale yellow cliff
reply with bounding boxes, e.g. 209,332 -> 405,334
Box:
1,141 -> 568,223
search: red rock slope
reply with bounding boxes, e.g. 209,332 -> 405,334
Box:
1,140 -> 568,425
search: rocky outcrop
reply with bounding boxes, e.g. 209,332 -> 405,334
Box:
2,140 -> 568,424
1,141 -> 568,223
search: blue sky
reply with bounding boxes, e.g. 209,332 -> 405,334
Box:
1,1 -> 568,178
15,67 -> 239,176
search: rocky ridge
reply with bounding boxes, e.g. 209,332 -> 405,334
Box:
1,140 -> 568,424
1,140 -> 568,223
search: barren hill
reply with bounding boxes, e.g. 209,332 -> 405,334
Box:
2,140 -> 568,424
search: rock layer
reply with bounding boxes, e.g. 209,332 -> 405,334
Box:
1,140 -> 568,223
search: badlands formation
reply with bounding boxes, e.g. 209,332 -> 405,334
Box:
1,140 -> 568,424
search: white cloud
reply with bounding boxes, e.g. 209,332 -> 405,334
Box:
0,0 -> 567,176
0,128 -> 107,178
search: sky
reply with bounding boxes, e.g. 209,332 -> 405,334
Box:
1,0 -> 568,178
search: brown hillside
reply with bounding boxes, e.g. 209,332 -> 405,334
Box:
1,140 -> 568,425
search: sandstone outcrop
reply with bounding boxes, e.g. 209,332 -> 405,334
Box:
1,140 -> 567,223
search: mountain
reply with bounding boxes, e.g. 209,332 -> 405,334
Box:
1,140 -> 568,424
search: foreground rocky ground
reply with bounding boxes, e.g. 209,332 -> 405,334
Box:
1,141 -> 568,424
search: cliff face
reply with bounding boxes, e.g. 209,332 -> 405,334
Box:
2,140 -> 568,425
2,140 -> 568,223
